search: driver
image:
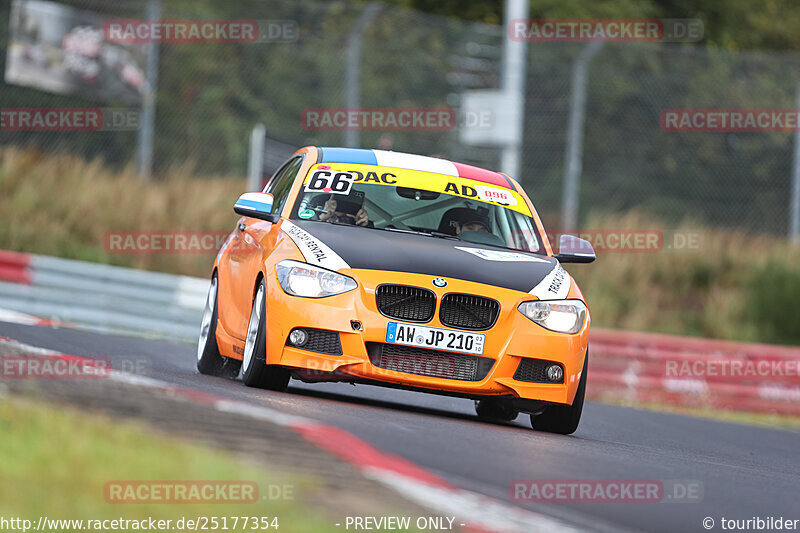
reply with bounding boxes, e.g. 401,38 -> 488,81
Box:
456,210 -> 490,235
317,190 -> 369,227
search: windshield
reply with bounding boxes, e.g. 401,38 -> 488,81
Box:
290,163 -> 544,254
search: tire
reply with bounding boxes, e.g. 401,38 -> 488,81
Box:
241,279 -> 290,391
197,274 -> 241,379
475,398 -> 519,421
530,351 -> 588,435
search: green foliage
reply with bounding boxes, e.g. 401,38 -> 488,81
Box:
745,259 -> 800,345
375,0 -> 800,51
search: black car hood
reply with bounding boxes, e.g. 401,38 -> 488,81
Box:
287,220 -> 561,294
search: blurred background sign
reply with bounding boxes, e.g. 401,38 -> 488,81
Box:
458,89 -> 521,146
4,0 -> 146,103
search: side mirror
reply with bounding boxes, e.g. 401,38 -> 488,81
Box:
233,192 -> 280,223
554,234 -> 596,263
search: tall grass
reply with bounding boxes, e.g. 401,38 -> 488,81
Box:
566,210 -> 800,344
2,147 -> 798,344
0,146 -> 242,276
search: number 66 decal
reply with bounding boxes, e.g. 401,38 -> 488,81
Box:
304,170 -> 355,195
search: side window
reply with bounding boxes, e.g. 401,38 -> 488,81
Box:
265,156 -> 303,214
505,211 -> 541,253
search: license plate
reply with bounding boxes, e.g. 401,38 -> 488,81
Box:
385,322 -> 485,355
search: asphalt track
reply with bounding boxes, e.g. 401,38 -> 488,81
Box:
2,320 -> 799,533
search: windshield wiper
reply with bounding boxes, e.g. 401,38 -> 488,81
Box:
326,220 -> 359,227
383,227 -> 459,240
428,230 -> 460,240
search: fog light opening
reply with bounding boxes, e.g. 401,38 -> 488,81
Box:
546,364 -> 564,383
288,329 -> 308,346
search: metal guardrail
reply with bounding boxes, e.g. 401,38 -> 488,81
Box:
0,250 -> 208,342
1,248 -> 798,415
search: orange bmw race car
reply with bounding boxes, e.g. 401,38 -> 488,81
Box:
197,146 -> 596,434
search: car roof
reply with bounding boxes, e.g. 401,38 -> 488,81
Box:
316,147 -> 517,191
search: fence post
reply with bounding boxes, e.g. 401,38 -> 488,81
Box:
247,124 -> 266,192
136,0 -> 161,181
344,3 -> 382,148
790,82 -> 800,245
561,41 -> 604,230
499,0 -> 529,181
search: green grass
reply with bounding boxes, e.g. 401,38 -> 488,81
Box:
744,259 -> 800,344
0,398 -> 339,532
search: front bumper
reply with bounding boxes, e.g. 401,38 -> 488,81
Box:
264,268 -> 589,406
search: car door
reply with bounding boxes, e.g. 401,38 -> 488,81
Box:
219,155 -> 305,340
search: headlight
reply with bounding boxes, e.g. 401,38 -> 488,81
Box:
518,300 -> 587,334
276,260 -> 357,298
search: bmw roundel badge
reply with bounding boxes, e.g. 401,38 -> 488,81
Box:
432,278 -> 447,288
